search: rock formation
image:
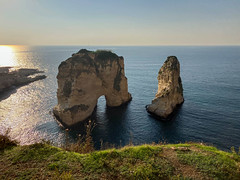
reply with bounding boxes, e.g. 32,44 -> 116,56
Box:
0,67 -> 46,93
146,56 -> 184,119
53,49 -> 132,126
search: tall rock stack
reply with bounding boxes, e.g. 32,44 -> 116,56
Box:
53,49 -> 132,126
146,56 -> 184,119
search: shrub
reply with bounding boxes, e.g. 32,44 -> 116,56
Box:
95,50 -> 118,61
62,120 -> 95,154
0,129 -> 18,150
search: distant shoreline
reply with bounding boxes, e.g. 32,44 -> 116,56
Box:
0,67 -> 46,99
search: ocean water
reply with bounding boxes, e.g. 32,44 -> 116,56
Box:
0,46 -> 240,151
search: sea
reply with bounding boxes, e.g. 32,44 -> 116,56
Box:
0,45 -> 240,151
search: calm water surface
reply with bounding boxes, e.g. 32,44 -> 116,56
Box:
0,46 -> 240,151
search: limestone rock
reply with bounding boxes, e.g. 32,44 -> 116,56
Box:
53,49 -> 132,126
146,56 -> 184,119
0,67 -> 46,93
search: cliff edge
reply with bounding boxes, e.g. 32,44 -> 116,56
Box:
1,141 -> 239,179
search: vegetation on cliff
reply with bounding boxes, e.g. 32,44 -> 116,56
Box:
1,132 -> 240,180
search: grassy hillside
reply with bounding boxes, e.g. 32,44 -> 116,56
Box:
0,141 -> 240,179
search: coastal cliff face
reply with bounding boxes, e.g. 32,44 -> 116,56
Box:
146,56 -> 184,118
53,49 -> 132,126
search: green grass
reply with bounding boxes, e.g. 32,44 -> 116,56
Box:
0,143 -> 239,179
176,144 -> 240,179
6,143 -> 60,163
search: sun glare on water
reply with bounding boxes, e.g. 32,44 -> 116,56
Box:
0,45 -> 17,66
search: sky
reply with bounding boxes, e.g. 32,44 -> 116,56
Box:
0,0 -> 240,46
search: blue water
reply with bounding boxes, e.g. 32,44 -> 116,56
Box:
0,46 -> 240,151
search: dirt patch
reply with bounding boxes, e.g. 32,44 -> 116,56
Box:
162,147 -> 207,179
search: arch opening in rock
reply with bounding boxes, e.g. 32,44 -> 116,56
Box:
96,95 -> 107,112
53,49 -> 132,127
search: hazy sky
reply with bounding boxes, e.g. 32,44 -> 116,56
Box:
0,0 -> 240,45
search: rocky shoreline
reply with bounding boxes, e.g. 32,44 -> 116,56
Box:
0,67 -> 46,94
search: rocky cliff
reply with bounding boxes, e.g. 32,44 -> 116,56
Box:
146,56 -> 184,119
53,49 -> 132,126
0,67 -> 46,94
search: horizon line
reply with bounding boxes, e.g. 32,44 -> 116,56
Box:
1,44 -> 240,47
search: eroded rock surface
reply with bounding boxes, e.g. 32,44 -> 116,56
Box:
53,49 -> 132,126
146,56 -> 184,119
0,67 -> 46,93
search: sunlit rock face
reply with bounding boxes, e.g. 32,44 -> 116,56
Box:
146,56 -> 184,119
0,67 -> 46,93
53,49 -> 132,126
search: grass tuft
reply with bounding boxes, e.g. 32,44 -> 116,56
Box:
62,120 -> 95,154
